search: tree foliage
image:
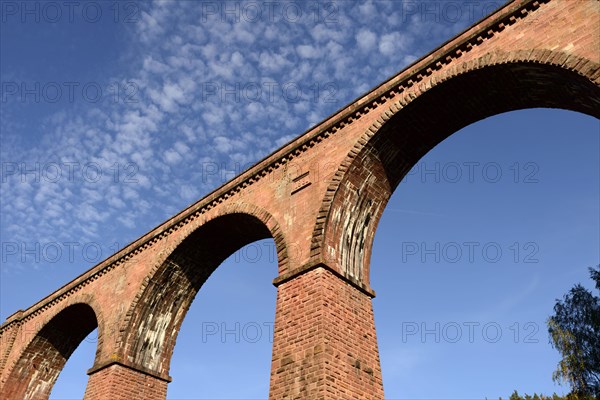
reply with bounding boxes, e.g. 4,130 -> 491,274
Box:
502,390 -> 596,400
547,265 -> 600,397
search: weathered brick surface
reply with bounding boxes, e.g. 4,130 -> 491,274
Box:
2,304 -> 97,399
0,1 -> 598,399
270,265 -> 383,399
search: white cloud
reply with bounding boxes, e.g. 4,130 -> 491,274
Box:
379,32 -> 410,57
358,1 -> 378,20
296,44 -> 321,59
213,136 -> 234,153
164,148 -> 183,165
143,56 -> 170,74
258,51 -> 292,72
356,28 -> 377,51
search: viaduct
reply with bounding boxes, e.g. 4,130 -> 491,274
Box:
1,0 -> 599,398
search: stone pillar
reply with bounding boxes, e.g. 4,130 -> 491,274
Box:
84,362 -> 170,400
269,263 -> 384,399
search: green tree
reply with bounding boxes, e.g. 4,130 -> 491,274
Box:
504,391 -> 566,400
502,391 -> 594,400
548,265 -> 600,397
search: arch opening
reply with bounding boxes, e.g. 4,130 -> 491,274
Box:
4,303 -> 98,400
322,60 -> 600,285
370,108 -> 599,397
122,211 -> 285,381
167,237 -> 278,398
49,328 -> 98,399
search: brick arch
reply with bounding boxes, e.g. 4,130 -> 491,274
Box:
312,51 -> 600,287
119,204 -> 287,380
1,301 -> 100,399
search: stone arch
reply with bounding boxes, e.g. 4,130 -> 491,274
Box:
312,51 -> 600,287
2,302 -> 100,399
119,204 -> 287,379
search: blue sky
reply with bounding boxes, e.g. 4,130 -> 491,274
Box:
1,1 -> 598,399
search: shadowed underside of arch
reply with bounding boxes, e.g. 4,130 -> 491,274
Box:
317,58 -> 600,286
3,304 -> 98,400
119,210 -> 285,379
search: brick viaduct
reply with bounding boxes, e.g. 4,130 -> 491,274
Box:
1,0 -> 599,398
